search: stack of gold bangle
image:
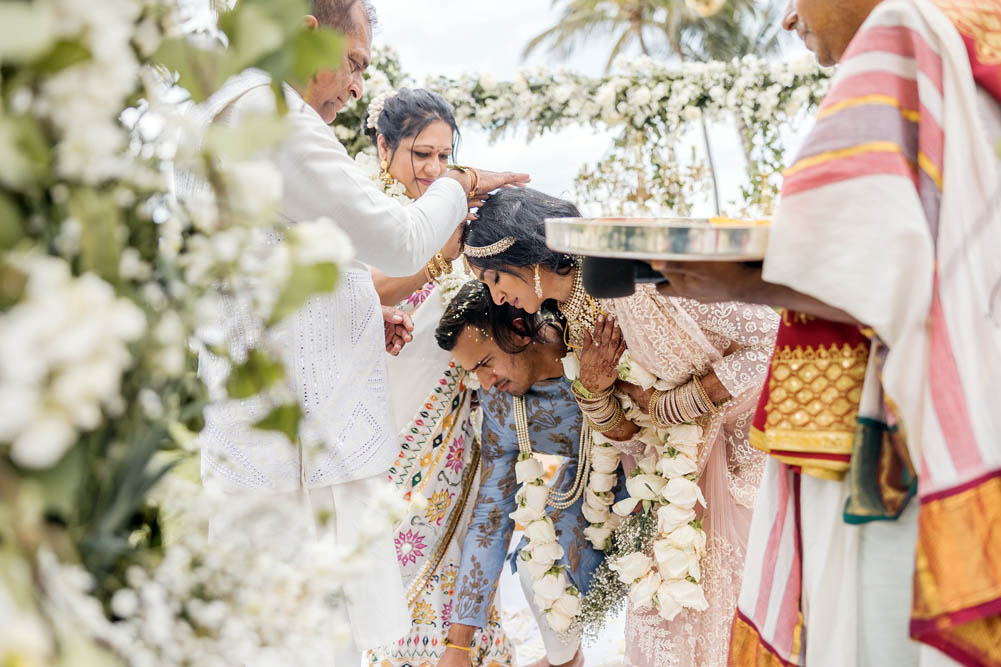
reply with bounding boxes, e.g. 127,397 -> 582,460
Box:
447,164 -> 480,198
571,382 -> 624,433
424,252 -> 453,284
649,375 -> 718,428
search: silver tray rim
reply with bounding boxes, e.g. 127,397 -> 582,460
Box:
544,217 -> 769,262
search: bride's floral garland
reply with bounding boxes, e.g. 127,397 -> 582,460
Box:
564,348 -> 711,626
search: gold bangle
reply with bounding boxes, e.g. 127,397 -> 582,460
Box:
648,389 -> 666,428
692,375 -> 719,415
587,402 -> 624,433
425,258 -> 442,281
446,642 -> 473,653
435,252 -> 452,275
467,167 -> 480,198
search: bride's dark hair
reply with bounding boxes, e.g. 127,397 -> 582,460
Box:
464,188 -> 579,279
361,88 -> 460,159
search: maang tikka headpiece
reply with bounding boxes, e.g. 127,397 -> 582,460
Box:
463,236 -> 516,258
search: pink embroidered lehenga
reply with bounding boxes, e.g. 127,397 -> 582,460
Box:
602,286 -> 778,667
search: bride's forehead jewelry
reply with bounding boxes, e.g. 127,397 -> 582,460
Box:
463,237 -> 516,258
365,89 -> 395,130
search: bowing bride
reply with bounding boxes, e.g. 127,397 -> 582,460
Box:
464,188 -> 778,667
361,88 -> 513,667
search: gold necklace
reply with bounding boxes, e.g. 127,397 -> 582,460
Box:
513,395 -> 593,509
557,264 -> 605,350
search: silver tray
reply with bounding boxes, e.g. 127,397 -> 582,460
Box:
545,217 -> 769,261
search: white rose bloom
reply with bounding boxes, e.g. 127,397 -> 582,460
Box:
589,472 -> 617,493
532,570 -> 569,607
581,502 -> 610,525
667,423 -> 702,445
546,608 -> 574,633
525,519 -> 558,544
583,525 -> 613,550
653,539 -> 691,580
510,504 -> 545,525
591,446 -> 621,473
660,477 -> 704,509
628,571 -> 662,610
584,488 -> 614,508
532,541 -> 565,563
636,453 -> 659,474
660,579 -> 709,612
665,524 -> 699,550
609,552 -> 653,584
626,473 -> 666,501
521,483 -> 550,512
688,550 -> 702,582
515,456 -> 545,484
612,497 -> 641,517
657,504 -> 697,534
560,352 -> 580,380
617,351 -> 658,389
553,591 -> 581,617
656,581 -> 685,621
520,557 -> 552,579
657,452 -> 697,477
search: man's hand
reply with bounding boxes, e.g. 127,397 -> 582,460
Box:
649,260 -> 763,304
578,315 -> 627,394
382,306 -> 414,356
616,379 -> 654,411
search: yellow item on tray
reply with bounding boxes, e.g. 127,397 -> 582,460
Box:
709,216 -> 772,226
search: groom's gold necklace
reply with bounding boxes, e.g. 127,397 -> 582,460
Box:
513,395 -> 592,510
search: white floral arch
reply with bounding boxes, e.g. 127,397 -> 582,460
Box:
337,49 -> 832,217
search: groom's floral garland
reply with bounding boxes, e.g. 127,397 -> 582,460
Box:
511,347 -> 711,632
561,350 -> 710,631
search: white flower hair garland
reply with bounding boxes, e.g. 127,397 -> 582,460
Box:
365,89 -> 396,130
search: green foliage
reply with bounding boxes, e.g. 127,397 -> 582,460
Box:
268,261 -> 340,325
253,403 -> 304,443
226,348 -> 286,399
155,0 -> 343,104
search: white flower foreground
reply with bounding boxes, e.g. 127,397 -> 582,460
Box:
0,0 -> 403,665
0,2 -> 829,665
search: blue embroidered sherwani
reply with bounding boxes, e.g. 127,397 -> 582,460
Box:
453,377 -> 625,628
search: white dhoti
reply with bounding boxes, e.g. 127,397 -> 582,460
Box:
798,474 -> 958,667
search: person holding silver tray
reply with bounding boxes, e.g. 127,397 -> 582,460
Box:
462,188 -> 779,667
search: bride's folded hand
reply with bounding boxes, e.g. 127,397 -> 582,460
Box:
616,378 -> 654,410
578,315 -> 627,394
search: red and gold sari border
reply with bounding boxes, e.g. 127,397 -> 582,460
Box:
910,468 -> 1001,666
729,610 -> 802,667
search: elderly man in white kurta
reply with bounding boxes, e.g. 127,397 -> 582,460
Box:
188,1 -> 528,663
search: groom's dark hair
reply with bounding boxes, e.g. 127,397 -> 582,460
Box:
436,281 -> 562,355
311,0 -> 377,35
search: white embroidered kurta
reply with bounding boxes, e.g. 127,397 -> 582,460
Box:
187,70 -> 468,653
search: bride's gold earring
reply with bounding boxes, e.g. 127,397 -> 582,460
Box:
379,159 -> 394,186
534,264 -> 544,298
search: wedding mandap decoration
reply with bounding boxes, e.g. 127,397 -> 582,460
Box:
334,47 -> 832,218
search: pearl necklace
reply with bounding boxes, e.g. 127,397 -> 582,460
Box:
513,395 -> 593,510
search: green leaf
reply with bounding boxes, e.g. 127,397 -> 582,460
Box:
225,348 -> 285,399
69,188 -> 122,282
253,403 -> 303,443
288,27 -> 343,89
0,2 -> 55,63
152,38 -> 228,104
27,441 -> 87,522
0,193 -> 25,250
36,38 -> 92,74
268,261 -> 339,325
0,260 -> 27,311
0,115 -> 51,189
